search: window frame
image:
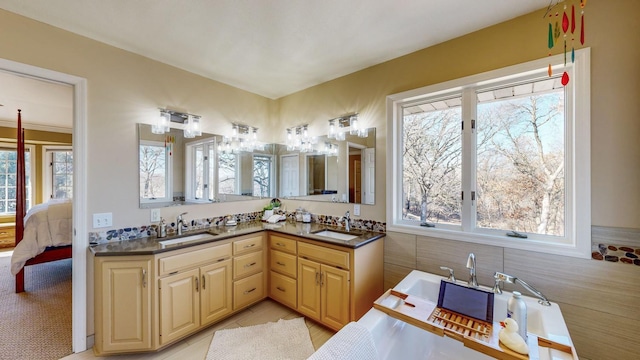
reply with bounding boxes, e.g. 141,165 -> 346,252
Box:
185,137 -> 216,203
252,153 -> 274,198
139,139 -> 172,205
386,49 -> 591,258
42,145 -> 73,200
0,142 -> 35,216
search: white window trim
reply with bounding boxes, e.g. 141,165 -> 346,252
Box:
139,139 -> 172,204
0,142 -> 36,214
42,145 -> 73,201
252,153 -> 275,198
185,138 -> 216,203
386,49 -> 591,258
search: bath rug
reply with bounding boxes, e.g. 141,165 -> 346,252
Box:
206,317 -> 315,360
307,321 -> 379,360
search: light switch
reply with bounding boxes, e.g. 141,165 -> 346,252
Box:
93,212 -> 113,228
150,208 -> 161,222
354,204 -> 361,216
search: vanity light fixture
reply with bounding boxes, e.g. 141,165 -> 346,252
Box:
222,123 -> 262,153
349,115 -> 359,135
286,124 -> 317,152
327,113 -> 358,141
328,119 -> 336,139
153,108 -> 202,138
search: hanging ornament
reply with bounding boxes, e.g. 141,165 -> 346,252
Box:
571,5 -> 576,63
554,21 -> 561,41
547,22 -> 554,77
562,11 -> 569,32
561,71 -> 570,86
580,12 -> 585,45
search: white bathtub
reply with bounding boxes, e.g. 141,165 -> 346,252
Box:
357,270 -> 578,360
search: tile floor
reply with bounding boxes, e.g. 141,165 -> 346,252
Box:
61,299 -> 335,360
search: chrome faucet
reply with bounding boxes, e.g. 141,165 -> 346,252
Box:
177,212 -> 188,236
466,253 -> 478,287
493,272 -> 551,306
344,211 -> 351,232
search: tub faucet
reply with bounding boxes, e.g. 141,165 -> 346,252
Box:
344,211 -> 351,232
466,253 -> 478,288
177,212 -> 188,236
493,272 -> 551,306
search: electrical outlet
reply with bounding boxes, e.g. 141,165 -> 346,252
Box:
93,212 -> 113,228
353,204 -> 361,216
150,208 -> 161,222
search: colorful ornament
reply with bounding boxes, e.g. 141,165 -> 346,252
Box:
561,72 -> 570,86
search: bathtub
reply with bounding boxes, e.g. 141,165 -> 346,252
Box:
356,270 -> 578,360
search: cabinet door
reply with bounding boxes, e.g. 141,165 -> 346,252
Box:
297,258 -> 321,321
99,258 -> 152,352
159,268 -> 200,345
200,259 -> 232,327
321,264 -> 350,329
270,270 -> 297,309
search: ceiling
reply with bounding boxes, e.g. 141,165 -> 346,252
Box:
0,0 -> 550,129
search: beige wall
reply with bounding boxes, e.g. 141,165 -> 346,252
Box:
0,1 -> 638,358
278,0 -> 640,229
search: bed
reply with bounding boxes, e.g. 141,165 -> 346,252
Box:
12,109 -> 73,293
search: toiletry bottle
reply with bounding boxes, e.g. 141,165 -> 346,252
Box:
507,291 -> 528,341
158,218 -> 167,238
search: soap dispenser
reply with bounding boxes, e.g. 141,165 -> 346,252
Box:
507,291 -> 528,341
158,218 -> 167,238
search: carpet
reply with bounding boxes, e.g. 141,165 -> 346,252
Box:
206,317 -> 315,360
0,250 -> 72,360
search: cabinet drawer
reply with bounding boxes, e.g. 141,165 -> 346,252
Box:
233,250 -> 263,280
233,272 -> 264,310
270,250 -> 297,278
269,271 -> 297,309
298,242 -> 350,269
159,243 -> 231,276
269,235 -> 297,255
233,235 -> 264,256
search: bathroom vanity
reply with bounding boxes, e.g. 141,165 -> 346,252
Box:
91,222 -> 384,356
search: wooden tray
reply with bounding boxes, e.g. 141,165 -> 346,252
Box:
372,289 -> 576,360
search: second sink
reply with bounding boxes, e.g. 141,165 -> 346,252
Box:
313,230 -> 359,241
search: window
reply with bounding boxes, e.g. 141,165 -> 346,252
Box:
185,139 -> 215,202
387,49 -> 591,258
139,140 -> 171,204
44,147 -> 73,200
0,144 -> 34,214
218,152 -> 238,196
253,154 -> 273,198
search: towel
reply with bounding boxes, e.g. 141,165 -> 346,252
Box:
307,322 -> 379,360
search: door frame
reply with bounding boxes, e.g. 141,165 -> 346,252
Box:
0,58 -> 88,353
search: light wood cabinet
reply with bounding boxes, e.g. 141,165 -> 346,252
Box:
269,232 -> 383,332
94,229 -> 381,355
297,257 -> 350,329
94,256 -> 153,354
159,268 -> 200,344
200,259 -> 233,326
158,242 -> 233,345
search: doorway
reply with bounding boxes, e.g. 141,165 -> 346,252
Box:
0,58 -> 88,353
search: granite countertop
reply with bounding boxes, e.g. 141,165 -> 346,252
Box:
90,220 -> 385,256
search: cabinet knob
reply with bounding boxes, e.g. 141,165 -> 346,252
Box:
244,262 -> 257,268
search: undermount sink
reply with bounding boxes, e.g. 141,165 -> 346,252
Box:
158,233 -> 218,247
313,230 -> 359,241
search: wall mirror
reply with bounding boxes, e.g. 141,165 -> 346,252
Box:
278,128 -> 375,205
138,123 -> 273,209
138,124 -> 375,208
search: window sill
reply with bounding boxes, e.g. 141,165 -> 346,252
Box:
387,223 -> 591,259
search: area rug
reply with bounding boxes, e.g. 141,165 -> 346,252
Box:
206,317 -> 315,360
